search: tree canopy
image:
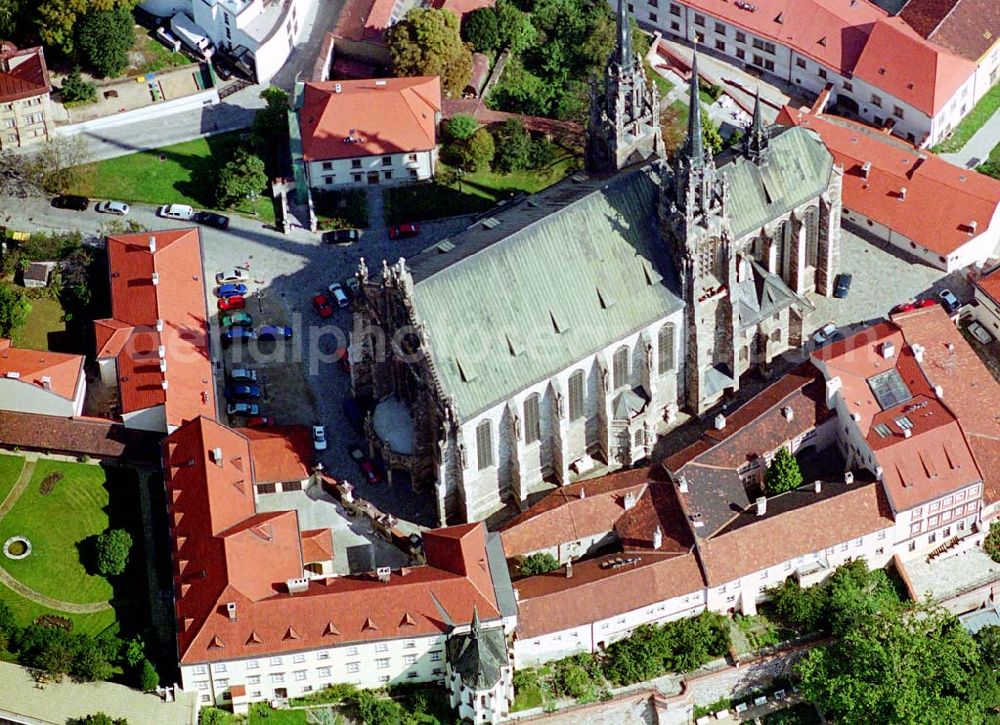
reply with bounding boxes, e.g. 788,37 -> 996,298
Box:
0,283 -> 31,338
445,114 -> 479,141
765,447 -> 803,495
77,7 -> 134,78
388,8 -> 473,99
492,118 -> 534,173
60,67 -> 97,104
216,149 -> 267,208
95,528 -> 132,577
519,552 -> 559,577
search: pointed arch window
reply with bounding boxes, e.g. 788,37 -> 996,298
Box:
476,420 -> 493,470
658,324 -> 675,374
613,345 -> 630,389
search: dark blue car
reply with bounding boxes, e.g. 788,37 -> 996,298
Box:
216,283 -> 248,298
257,325 -> 293,341
224,383 -> 262,401
221,328 -> 256,347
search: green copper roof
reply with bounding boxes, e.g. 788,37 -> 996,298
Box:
408,168 -> 682,420
720,126 -> 833,240
446,617 -> 508,690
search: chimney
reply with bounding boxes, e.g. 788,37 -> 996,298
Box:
851,412 -> 861,422
969,220 -> 978,235
158,345 -> 166,359
652,526 -> 663,550
151,272 -> 159,286
334,82 -> 342,93
934,384 -> 943,398
376,566 -> 391,583
565,560 -> 573,578
861,161 -> 871,179
844,471 -> 855,484
623,491 -> 637,511
825,376 -> 841,402
678,475 -> 689,493
226,602 -> 237,622
903,428 -> 912,439
714,413 -> 726,430
782,406 -> 794,422
911,343 -> 924,363
149,235 -> 156,253
578,487 -> 586,500
161,380 -> 169,390
375,80 -> 387,87
814,480 -> 822,493
40,375 -> 51,390
513,588 -> 520,602
875,466 -> 883,480
898,186 -> 907,201
211,447 -> 223,465
879,341 -> 895,359
755,496 -> 767,516
159,359 -> 167,373
286,577 -> 309,594
156,319 -> 164,332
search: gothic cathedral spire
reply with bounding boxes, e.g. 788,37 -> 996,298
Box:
615,0 -> 633,71
744,86 -> 769,164
684,49 -> 704,167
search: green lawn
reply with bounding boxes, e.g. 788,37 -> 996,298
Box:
0,459 -> 114,605
932,83 -> 1000,153
248,704 -> 312,724
0,590 -> 116,636
0,453 -> 25,507
128,30 -> 193,77
11,297 -> 66,352
70,132 -> 277,224
976,139 -> 1000,180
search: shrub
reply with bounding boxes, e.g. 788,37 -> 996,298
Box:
462,6 -> 501,53
75,714 -> 128,725
445,113 -> 479,141
39,471 -> 64,495
492,118 -> 533,174
61,67 -> 97,104
519,552 -> 560,577
139,658 -> 159,691
198,708 -> 238,725
34,615 -> 72,631
766,578 -> 827,633
554,662 -> 593,698
95,528 -> 132,577
985,522 -> 1000,563
765,447 -> 803,495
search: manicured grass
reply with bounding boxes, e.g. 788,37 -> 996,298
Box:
248,704 -> 312,724
0,453 -> 25,507
69,132 -> 277,224
976,139 -> 1000,180
0,590 -> 116,636
10,297 -> 65,352
0,459 -> 113,605
932,83 -> 1000,153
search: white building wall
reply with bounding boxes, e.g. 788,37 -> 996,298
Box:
973,282 -> 1000,338
121,404 -> 168,433
972,43 -> 1000,104
306,149 -> 435,189
0,378 -> 84,417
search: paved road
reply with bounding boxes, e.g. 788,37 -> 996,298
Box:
941,107 -> 1000,169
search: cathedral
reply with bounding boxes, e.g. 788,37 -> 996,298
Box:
350,10 -> 843,525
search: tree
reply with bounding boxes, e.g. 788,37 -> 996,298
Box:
139,658 -> 159,691
0,283 -> 31,338
465,127 -> 495,171
95,528 -> 132,577
77,7 -> 135,78
71,638 -> 113,681
766,577 -> 827,632
702,113 -> 724,155
764,447 -> 803,495
462,7 -> 501,54
389,8 -> 473,98
19,136 -> 93,194
123,636 -> 145,668
0,601 -> 17,652
984,521 -> 1000,563
216,149 -> 268,209
492,118 -> 533,173
75,713 -> 129,725
445,114 -> 479,141
976,625 -> 1000,666
519,552 -> 559,577
495,0 -> 536,54
251,86 -> 290,145
61,67 -> 97,104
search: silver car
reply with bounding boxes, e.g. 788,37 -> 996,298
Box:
96,200 -> 130,216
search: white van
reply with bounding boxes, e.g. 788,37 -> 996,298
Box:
159,203 -> 195,220
170,13 -> 214,59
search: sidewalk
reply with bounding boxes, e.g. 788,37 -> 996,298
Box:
941,111 -> 1000,168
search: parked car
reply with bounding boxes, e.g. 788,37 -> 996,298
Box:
312,425 -> 328,451
312,293 -> 335,319
158,203 -> 195,220
321,228 -> 361,245
228,367 -> 258,383
216,283 -> 248,298
812,322 -> 837,346
227,402 -> 260,417
245,415 -> 275,427
257,325 -> 293,341
328,282 -> 349,308
968,321 -> 994,344
891,301 -> 915,315
221,327 -> 256,346
195,211 -> 230,230
221,311 -> 253,329
344,276 -> 360,297
348,445 -> 382,484
915,298 -> 937,309
216,268 -> 249,285
95,200 -> 130,216
52,195 -> 89,211
217,295 -> 246,311
225,383 -> 262,401
939,288 -> 961,313
343,399 -> 365,431
833,273 -> 852,299
388,223 -> 419,240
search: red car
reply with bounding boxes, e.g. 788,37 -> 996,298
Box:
891,301 -> 915,315
335,347 -> 351,374
915,298 -> 937,308
218,295 -> 246,311
388,223 -> 420,240
349,445 -> 382,484
246,415 -> 275,427
312,293 -> 335,319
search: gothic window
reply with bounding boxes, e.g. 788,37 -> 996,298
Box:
476,420 -> 493,470
613,346 -> 629,389
569,371 -> 585,421
658,324 -> 675,374
804,207 -> 819,267
523,394 -> 541,443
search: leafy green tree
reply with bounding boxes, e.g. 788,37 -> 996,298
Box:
495,0 -> 536,54
766,577 -> 827,632
701,113 -> 724,155
462,7 -> 501,53
76,713 -> 129,725
824,559 -> 900,635
61,67 -> 97,104
251,86 -> 290,145
519,552 -> 559,576
663,611 -> 730,672
216,149 -> 268,209
465,127 -> 495,171
0,600 -> 17,652
764,447 -> 803,495
139,658 -> 159,691
0,283 -> 31,338
77,7 -> 135,78
984,521 -> 1000,562
389,8 -> 473,98
21,135 -> 93,194
976,625 -> 1000,665
95,528 -> 132,577
492,118 -> 533,173
123,636 -> 145,668
554,662 -> 592,698
603,623 -> 670,684
71,637 -> 113,681
198,708 -> 237,725
445,113 -> 479,141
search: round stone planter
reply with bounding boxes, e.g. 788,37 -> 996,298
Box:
3,536 -> 31,560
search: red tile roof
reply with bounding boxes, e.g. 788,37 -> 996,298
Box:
900,0 -> 1000,63
432,0 -> 495,24
0,339 -> 84,402
778,108 -> 1000,258
237,426 -> 313,484
300,528 -> 334,564
698,482 -> 894,585
614,483 -> 694,553
299,78 -> 441,162
165,417 -> 500,664
513,551 -> 704,639
97,228 -> 216,429
0,410 -> 159,462
332,0 -> 394,43
853,17 -> 976,116
0,45 -> 50,103
975,265 -> 1000,308
500,468 -> 651,558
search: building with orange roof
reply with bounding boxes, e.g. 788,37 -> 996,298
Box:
778,105 -> 1000,271
635,0 -> 979,146
0,339 -> 85,417
94,228 -> 216,433
972,264 -> 1000,342
165,416 -> 515,716
295,77 -> 441,190
0,42 -> 51,150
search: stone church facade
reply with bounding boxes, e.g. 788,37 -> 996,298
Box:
349,33 -> 843,524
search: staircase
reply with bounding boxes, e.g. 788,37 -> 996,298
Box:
927,536 -> 961,562
218,78 -> 253,100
